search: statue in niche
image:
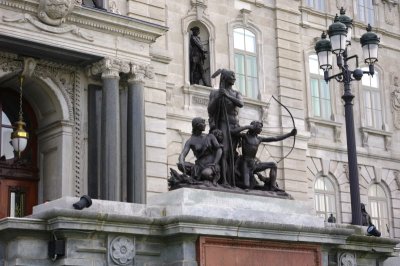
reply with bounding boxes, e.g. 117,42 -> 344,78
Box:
189,26 -> 210,86
169,117 -> 222,188
391,75 -> 400,129
234,121 -> 297,190
169,68 -> 295,198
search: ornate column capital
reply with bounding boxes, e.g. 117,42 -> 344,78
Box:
89,58 -> 130,79
127,63 -> 154,84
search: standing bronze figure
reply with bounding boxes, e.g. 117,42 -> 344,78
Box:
208,69 -> 243,186
189,26 -> 210,86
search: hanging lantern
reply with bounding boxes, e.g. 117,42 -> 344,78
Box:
11,76 -> 29,156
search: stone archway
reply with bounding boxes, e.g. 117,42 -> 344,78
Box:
0,53 -> 81,207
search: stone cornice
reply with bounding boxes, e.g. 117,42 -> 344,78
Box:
0,0 -> 168,43
70,6 -> 168,43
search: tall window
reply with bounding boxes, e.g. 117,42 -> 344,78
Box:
362,68 -> 382,129
368,184 -> 390,237
309,55 -> 331,119
314,176 -> 337,221
358,0 -> 375,25
306,0 -> 325,11
234,28 -> 258,99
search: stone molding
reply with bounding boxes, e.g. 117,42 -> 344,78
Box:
189,0 -> 209,21
89,58 -> 130,79
0,0 -> 167,43
383,0 -> 398,25
360,126 -> 392,151
128,63 -> 154,84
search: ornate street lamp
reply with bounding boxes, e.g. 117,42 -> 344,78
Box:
11,75 -> 29,157
315,9 -> 380,226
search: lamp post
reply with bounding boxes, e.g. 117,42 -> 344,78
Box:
314,8 -> 380,225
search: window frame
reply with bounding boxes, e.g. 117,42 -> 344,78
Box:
314,175 -> 339,222
357,0 -> 375,25
368,184 -> 391,237
233,27 -> 259,99
228,19 -> 263,101
305,0 -> 326,12
308,54 -> 332,120
361,68 -> 383,129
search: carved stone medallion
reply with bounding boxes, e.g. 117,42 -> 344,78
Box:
38,0 -> 75,26
338,252 -> 356,266
109,236 -> 135,265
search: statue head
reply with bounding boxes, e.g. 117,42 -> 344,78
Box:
192,117 -> 206,135
361,203 -> 366,212
250,121 -> 263,134
212,69 -> 236,89
190,26 -> 200,35
211,129 -> 223,143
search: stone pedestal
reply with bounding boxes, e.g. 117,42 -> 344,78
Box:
0,189 -> 399,265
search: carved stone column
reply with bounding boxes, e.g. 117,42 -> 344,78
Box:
126,64 -> 152,203
90,58 -> 129,201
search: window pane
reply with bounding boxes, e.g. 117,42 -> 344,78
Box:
236,74 -> 246,95
364,90 -> 371,108
324,178 -> 334,191
246,56 -> 257,77
234,28 -> 245,50
315,178 -> 324,190
246,77 -> 258,99
309,55 -> 320,74
244,30 -> 256,53
235,54 -> 245,75
376,186 -> 385,197
370,72 -> 379,88
1,111 -> 14,159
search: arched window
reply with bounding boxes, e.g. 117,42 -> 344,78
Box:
314,176 -> 337,221
306,0 -> 325,12
368,184 -> 390,237
362,68 -> 382,129
233,28 -> 258,99
309,54 -> 331,119
358,0 -> 375,25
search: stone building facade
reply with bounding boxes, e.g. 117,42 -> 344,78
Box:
0,0 -> 400,265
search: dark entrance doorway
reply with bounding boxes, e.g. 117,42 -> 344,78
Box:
0,89 -> 38,218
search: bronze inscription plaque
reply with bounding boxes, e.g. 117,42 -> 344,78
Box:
197,237 -> 321,266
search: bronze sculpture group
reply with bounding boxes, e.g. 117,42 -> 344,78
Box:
169,68 -> 297,195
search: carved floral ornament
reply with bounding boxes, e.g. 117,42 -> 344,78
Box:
109,236 -> 135,265
338,252 -> 356,266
